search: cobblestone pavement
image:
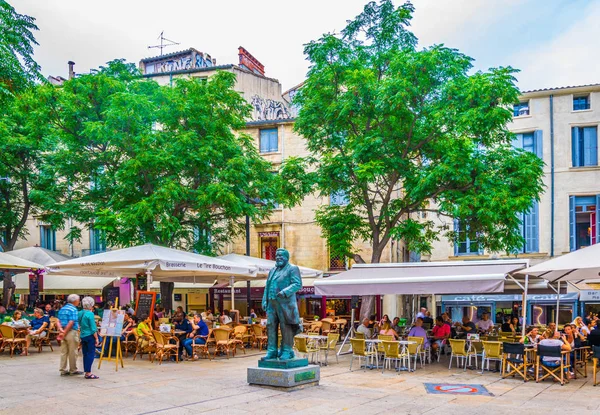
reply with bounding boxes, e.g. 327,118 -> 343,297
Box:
1,347 -> 598,414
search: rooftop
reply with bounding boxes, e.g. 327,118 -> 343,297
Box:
522,82 -> 600,95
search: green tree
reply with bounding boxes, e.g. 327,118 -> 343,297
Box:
294,1 -> 544,317
35,60 -> 285,254
0,0 -> 41,102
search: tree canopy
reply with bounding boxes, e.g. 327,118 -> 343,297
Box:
33,60 -> 288,254
294,0 -> 545,264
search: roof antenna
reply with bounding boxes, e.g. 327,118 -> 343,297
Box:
148,31 -> 180,56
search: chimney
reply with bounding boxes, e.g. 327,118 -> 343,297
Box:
238,47 -> 265,76
68,61 -> 75,79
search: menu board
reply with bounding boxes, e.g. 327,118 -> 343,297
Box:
135,291 -> 156,321
106,286 -> 120,305
99,309 -> 125,337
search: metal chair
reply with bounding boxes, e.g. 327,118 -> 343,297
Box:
295,336 -> 319,364
448,339 -> 475,371
480,341 -> 503,373
319,333 -> 339,365
381,341 -> 401,373
349,338 -> 377,371
592,345 -> 600,386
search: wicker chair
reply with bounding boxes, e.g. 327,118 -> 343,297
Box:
152,330 -> 179,364
192,335 -> 211,360
32,326 -> 53,353
0,325 -> 27,357
132,330 -> 154,361
213,328 -> 235,358
251,325 -> 267,350
121,331 -> 137,357
231,326 -> 247,355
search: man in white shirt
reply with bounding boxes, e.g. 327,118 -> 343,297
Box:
416,307 -> 427,319
356,318 -> 373,338
476,312 -> 494,334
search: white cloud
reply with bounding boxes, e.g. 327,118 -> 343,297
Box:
509,1 -> 600,91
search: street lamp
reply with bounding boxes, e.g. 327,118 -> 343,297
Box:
245,196 -> 264,317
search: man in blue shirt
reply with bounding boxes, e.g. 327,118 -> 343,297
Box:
57,294 -> 82,376
175,313 -> 193,360
182,314 -> 209,360
26,308 -> 50,353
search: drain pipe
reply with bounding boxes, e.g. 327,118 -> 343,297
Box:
550,95 -> 555,257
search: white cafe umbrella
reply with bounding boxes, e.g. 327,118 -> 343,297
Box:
46,243 -> 257,284
218,253 -> 323,277
515,243 -> 600,326
0,251 -> 44,270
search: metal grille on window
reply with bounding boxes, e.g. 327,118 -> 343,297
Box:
329,251 -> 346,271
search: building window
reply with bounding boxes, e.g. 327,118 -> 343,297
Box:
572,126 -> 598,167
513,101 -> 530,117
517,201 -> 539,253
40,226 -> 56,251
261,237 -> 278,260
454,220 -> 481,256
329,250 -> 347,271
512,130 -> 543,158
259,128 -> 278,153
330,190 -> 349,206
569,195 -> 599,251
89,228 -> 106,255
573,95 -> 590,111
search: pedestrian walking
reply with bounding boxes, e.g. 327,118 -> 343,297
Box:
56,294 -> 82,376
79,296 -> 100,379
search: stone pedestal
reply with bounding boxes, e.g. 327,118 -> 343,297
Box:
248,358 -> 320,390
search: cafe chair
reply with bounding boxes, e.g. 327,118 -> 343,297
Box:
32,327 -> 53,354
354,332 -> 365,340
377,335 -> 394,355
381,340 -> 402,374
152,330 -> 179,364
334,319 -> 347,335
319,333 -> 340,365
121,331 -> 137,357
213,328 -> 235,359
251,325 -> 267,350
502,342 -> 529,382
132,330 -> 154,361
0,326 -> 27,357
448,339 -> 475,371
349,338 -> 377,371
48,317 -> 61,346
592,345 -> 600,386
192,335 -> 211,360
536,345 -> 568,386
480,341 -> 502,373
321,320 -> 332,336
294,336 -> 320,364
408,336 -> 430,365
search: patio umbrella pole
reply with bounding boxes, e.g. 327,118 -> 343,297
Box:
555,281 -> 560,326
521,274 -> 528,339
230,276 -> 235,315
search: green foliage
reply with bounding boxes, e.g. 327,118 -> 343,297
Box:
294,0 -> 544,262
31,60 -> 284,254
0,0 -> 41,102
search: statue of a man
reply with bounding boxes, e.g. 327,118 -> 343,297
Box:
262,248 -> 302,360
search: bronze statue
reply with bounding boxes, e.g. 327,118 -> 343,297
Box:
261,248 -> 302,360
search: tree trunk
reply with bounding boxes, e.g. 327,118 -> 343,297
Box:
357,245 -> 385,321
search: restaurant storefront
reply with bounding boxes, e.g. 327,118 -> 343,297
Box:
579,290 -> 600,318
440,293 -> 579,326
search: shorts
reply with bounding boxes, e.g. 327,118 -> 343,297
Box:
433,340 -> 444,348
28,332 -> 47,340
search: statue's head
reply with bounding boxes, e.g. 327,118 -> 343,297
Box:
275,248 -> 290,268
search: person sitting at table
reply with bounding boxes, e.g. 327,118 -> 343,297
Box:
519,327 -> 540,345
379,322 -> 399,340
572,317 -> 590,336
120,313 -> 135,341
539,330 -> 572,379
249,308 -> 257,319
542,322 -> 557,339
408,317 -> 430,347
182,313 -> 209,360
356,318 -> 373,339
175,313 -> 193,360
392,317 -> 402,336
423,312 -> 434,327
379,314 -> 390,326
476,312 -> 494,334
431,316 -> 450,357
44,303 -> 55,318
201,308 -> 214,322
26,308 -> 50,354
172,306 -> 186,323
454,316 -> 476,339
220,310 -> 232,325
136,315 -> 153,350
7,310 -> 28,327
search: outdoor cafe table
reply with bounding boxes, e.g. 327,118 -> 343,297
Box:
365,339 -> 416,371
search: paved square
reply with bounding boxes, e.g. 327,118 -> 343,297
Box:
1,348 -> 599,414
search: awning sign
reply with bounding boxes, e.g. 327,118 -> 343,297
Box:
580,290 -> 600,302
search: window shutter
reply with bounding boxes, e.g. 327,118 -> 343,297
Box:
453,219 -> 459,256
583,126 -> 598,166
569,195 -> 576,251
269,129 -> 278,152
525,201 -> 539,253
534,130 -> 543,159
572,127 -> 581,167
596,195 -> 600,245
259,131 -> 269,152
517,211 -> 524,253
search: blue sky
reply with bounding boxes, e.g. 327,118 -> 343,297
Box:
15,0 -> 600,92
